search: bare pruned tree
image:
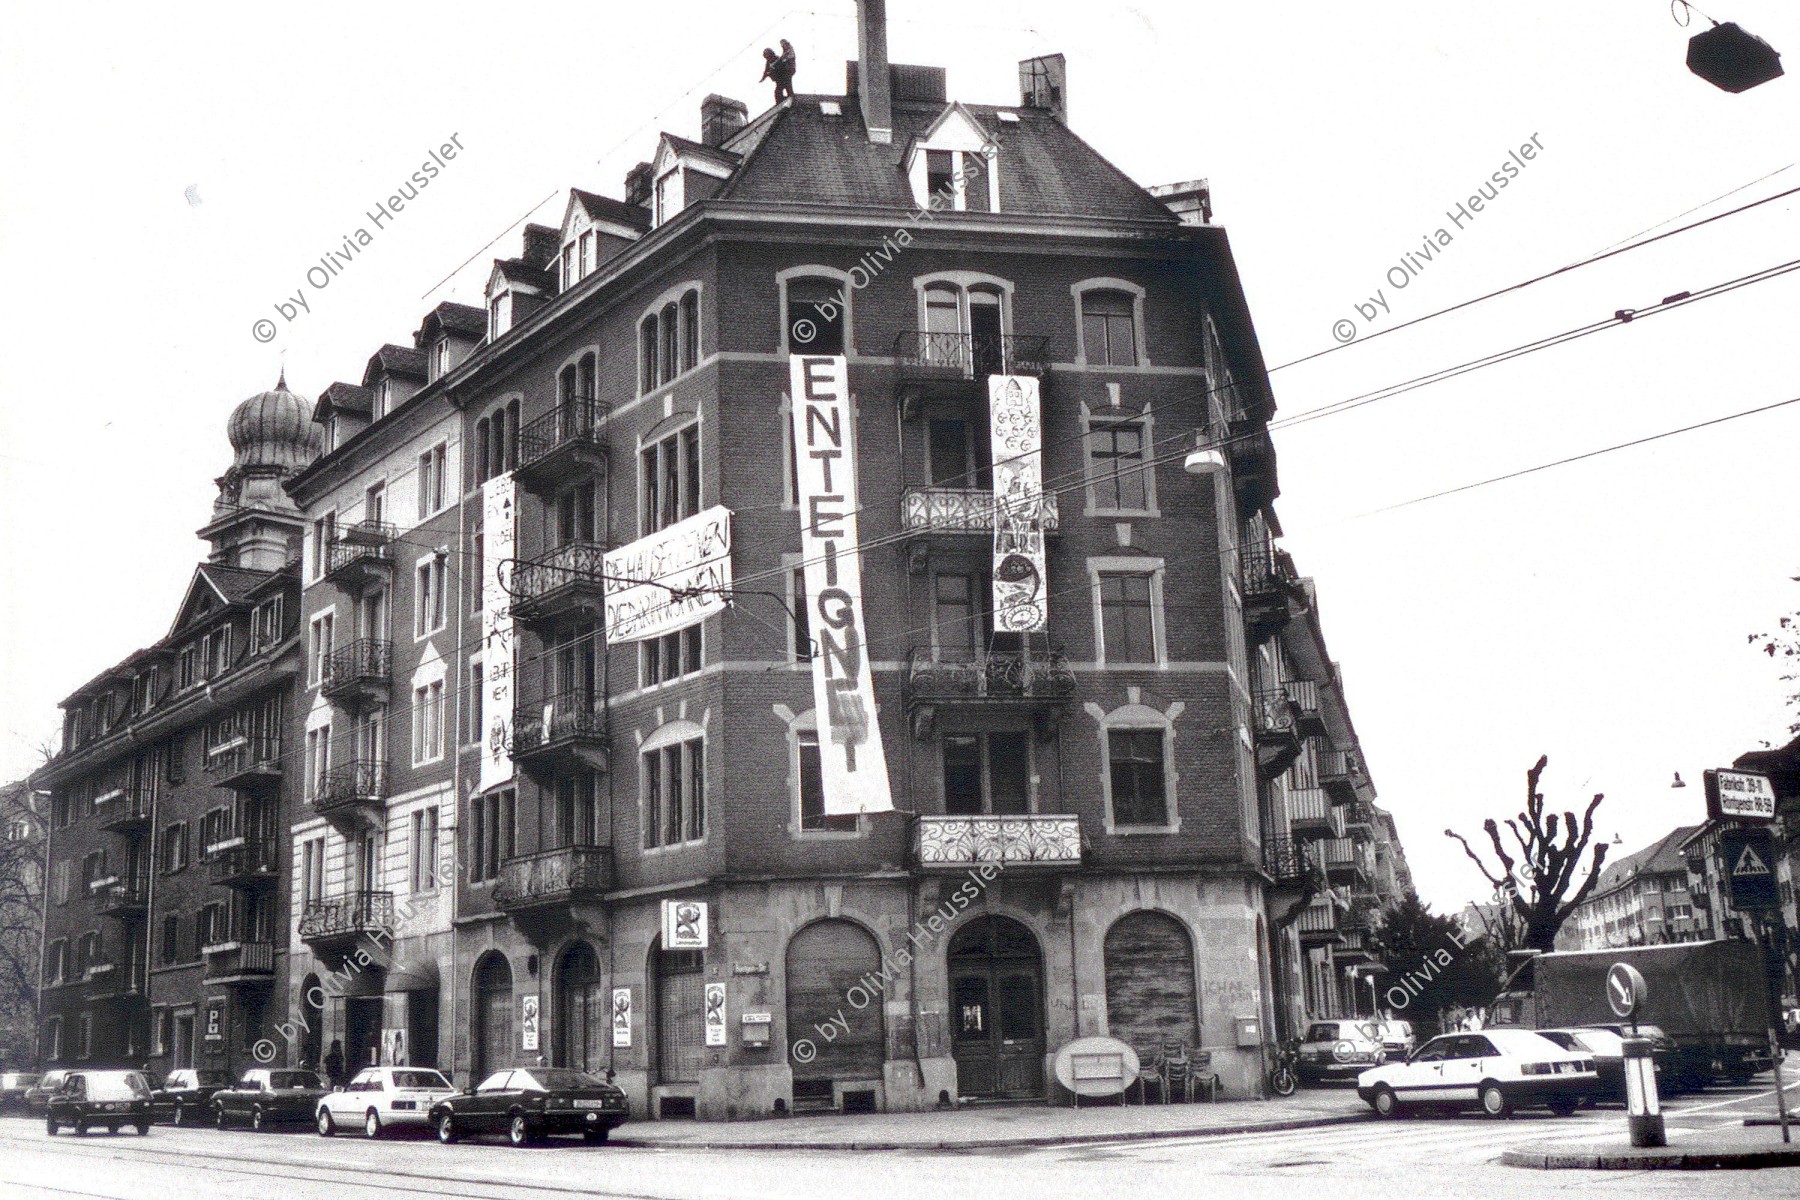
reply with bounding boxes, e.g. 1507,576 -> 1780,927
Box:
1445,755 -> 1610,953
0,780 -> 44,1067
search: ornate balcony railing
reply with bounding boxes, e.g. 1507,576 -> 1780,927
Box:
1241,544 -> 1301,643
898,487 -> 1060,536
517,399 -> 609,490
508,543 -> 608,623
510,690 -> 608,759
314,758 -> 389,814
493,845 -> 614,911
895,330 -> 1051,380
205,734 -> 283,790
1253,688 -> 1299,739
916,814 -> 1082,869
325,523 -> 396,585
321,639 -> 391,702
298,891 -> 394,943
1261,836 -> 1312,886
1285,679 -> 1323,732
904,650 -> 1076,706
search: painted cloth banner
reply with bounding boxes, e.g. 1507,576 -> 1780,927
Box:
479,475 -> 517,793
788,355 -> 895,815
603,504 -> 733,643
611,988 -> 633,1048
989,375 -> 1047,633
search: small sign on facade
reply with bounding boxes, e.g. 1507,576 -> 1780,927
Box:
662,899 -> 709,950
704,982 -> 727,1047
611,987 -> 632,1048
1704,768 -> 1778,821
521,994 -> 540,1052
204,1001 -> 225,1042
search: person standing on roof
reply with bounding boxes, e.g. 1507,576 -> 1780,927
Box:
761,38 -> 797,102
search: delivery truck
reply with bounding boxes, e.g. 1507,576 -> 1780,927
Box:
1489,940 -> 1775,1090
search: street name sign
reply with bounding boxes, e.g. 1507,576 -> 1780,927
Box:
1705,768 -> 1778,821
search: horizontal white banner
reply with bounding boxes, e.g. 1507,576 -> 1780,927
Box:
603,505 -> 732,643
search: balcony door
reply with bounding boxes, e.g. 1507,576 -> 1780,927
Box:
357,588 -> 388,641
942,733 -> 1030,816
355,832 -> 379,895
355,709 -> 385,765
948,915 -> 1044,1099
922,283 -> 1007,375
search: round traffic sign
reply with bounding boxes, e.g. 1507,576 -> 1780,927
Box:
1606,962 -> 1649,1018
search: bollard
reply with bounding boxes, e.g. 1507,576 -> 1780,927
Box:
1621,1036 -> 1665,1148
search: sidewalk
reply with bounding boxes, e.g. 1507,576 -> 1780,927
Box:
610,1089 -> 1369,1151
1502,1125 -> 1800,1171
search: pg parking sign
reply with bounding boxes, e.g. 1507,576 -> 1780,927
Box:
1720,827 -> 1780,912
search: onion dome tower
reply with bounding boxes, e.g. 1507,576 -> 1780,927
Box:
198,370 -> 323,570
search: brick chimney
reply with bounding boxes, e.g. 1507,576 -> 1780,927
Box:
700,94 -> 748,148
624,161 -> 653,209
1019,53 -> 1067,124
1149,180 -> 1213,226
857,0 -> 893,144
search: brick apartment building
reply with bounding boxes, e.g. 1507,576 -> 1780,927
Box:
33,2 -> 1404,1115
32,381 -> 312,1077
1556,825 -> 1708,951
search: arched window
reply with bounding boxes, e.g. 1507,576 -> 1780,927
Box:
915,276 -> 1011,374
639,316 -> 659,394
1104,911 -> 1198,1066
1077,286 -> 1141,367
505,399 -> 520,471
577,352 -> 596,403
659,301 -> 680,384
783,275 -> 847,355
680,291 -> 700,370
474,418 -> 492,486
489,404 -> 507,481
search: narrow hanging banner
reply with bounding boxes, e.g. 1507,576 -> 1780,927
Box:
788,355 -> 894,815
479,473 -> 517,793
989,375 -> 1047,633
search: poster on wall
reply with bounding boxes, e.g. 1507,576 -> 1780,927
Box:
520,994 -> 540,1052
611,988 -> 633,1048
479,474 -> 517,794
204,1000 -> 224,1042
661,899 -> 709,950
787,354 -> 894,815
704,983 -> 727,1047
603,505 -> 733,643
989,375 -> 1047,634
381,1028 -> 406,1065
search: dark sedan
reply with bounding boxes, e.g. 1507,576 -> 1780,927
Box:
212,1068 -> 330,1130
430,1067 -> 629,1146
152,1068 -> 233,1125
45,1070 -> 154,1135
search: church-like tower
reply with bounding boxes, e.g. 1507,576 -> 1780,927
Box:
197,371 -> 322,570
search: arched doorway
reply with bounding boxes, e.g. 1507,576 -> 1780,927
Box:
472,954 -> 513,1082
298,974 -> 324,1070
947,915 -> 1044,1098
785,920 -> 885,1104
1104,911 -> 1199,1065
650,941 -> 704,1084
555,942 -> 605,1072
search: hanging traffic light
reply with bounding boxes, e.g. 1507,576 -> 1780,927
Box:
1686,20 -> 1784,93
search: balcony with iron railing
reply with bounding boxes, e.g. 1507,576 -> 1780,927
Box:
83,959 -> 146,1001
209,837 -> 281,887
894,331 -> 1051,399
1240,544 -> 1303,644
916,814 -> 1082,870
324,522 -> 397,589
1261,836 -> 1313,887
204,734 -> 283,792
493,845 -> 614,914
1319,747 -> 1363,805
508,543 -> 608,627
1287,786 -> 1343,841
511,690 -> 609,777
202,937 -> 276,986
97,878 -> 148,919
1253,687 -> 1302,779
312,758 -> 390,825
904,649 -> 1075,740
516,399 -> 609,493
1285,678 -> 1325,736
95,786 -> 153,834
321,639 -> 391,706
1224,417 -> 1278,510
298,891 -> 394,950
897,486 -> 1061,540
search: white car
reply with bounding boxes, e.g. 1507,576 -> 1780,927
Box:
1356,1028 -> 1599,1118
316,1066 -> 458,1138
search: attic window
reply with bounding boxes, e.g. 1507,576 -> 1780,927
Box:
488,292 -> 511,340
820,100 -> 842,116
996,111 -> 1020,123
914,147 -> 995,212
431,339 -> 451,381
653,169 -> 682,227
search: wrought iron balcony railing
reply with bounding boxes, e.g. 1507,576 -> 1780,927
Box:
209,838 -> 281,885
1261,836 -> 1312,886
898,487 -> 1060,536
314,758 -> 390,813
904,649 -> 1076,706
508,543 -> 608,623
510,690 -> 608,759
916,814 -> 1082,869
894,330 -> 1051,380
298,891 -> 394,943
321,639 -> 391,701
493,844 -> 614,911
1319,747 -> 1363,803
95,787 -> 153,832
1253,688 -> 1299,739
325,523 -> 397,585
517,399 -> 609,490
1285,679 -> 1323,732
97,879 -> 148,917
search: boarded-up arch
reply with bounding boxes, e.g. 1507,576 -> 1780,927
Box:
785,920 -> 885,1086
1104,911 -> 1199,1062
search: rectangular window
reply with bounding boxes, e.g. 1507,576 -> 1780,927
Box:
927,418 -> 990,489
415,557 -> 447,636
417,443 -> 448,518
926,149 -> 955,198
1098,572 -> 1158,665
932,572 -> 987,661
301,837 -> 324,906
160,916 -> 180,966
469,790 -> 515,884
311,512 -> 336,580
1087,419 -> 1150,511
640,424 -> 701,535
304,727 -> 331,802
1108,729 -> 1169,827
464,658 -> 484,745
798,732 -> 856,832
411,681 -> 445,764
1081,290 -> 1139,367
309,612 -> 335,687
643,738 -> 705,849
790,565 -> 810,662
160,823 -> 189,874
641,626 -> 703,688
786,278 -> 846,355
468,529 -> 484,614
411,807 -> 439,891
365,480 -> 386,526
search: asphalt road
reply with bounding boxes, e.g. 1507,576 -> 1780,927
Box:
4,1082 -> 1798,1200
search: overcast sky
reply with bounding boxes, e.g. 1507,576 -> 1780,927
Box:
2,1 -> 1794,913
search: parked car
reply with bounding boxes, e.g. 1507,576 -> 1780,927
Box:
212,1068 -> 330,1130
0,1072 -> 41,1114
45,1069 -> 154,1135
1295,1020 -> 1386,1084
1579,1023 -> 1685,1089
22,1069 -> 70,1115
428,1067 -> 629,1146
1357,1028 -> 1599,1118
152,1068 -> 234,1125
1370,1020 -> 1416,1059
1536,1027 -> 1629,1104
316,1066 -> 458,1138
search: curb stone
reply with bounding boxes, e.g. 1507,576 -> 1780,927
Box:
1501,1142 -> 1800,1171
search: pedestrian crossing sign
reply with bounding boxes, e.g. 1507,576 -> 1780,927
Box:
1720,827 -> 1779,911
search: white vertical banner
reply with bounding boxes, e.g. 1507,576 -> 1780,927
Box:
788,355 -> 894,815
989,375 -> 1047,633
479,475 -> 517,793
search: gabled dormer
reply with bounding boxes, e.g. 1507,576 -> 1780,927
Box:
361,344 -> 428,420
904,103 -> 999,212
648,134 -> 740,229
312,382 -> 373,454
416,302 -> 487,381
558,190 -> 651,291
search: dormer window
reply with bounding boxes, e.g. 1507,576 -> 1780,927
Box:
908,105 -> 1000,212
374,380 -> 393,420
431,339 -> 450,381
653,169 -> 681,227
488,292 -> 508,340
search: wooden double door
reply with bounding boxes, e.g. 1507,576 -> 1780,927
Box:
948,916 -> 1044,1098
